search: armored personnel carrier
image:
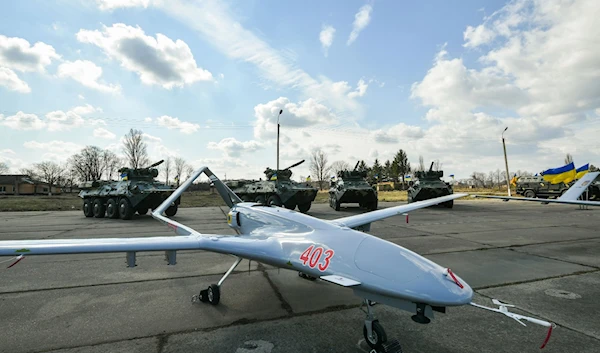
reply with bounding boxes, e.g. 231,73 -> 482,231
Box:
225,160 -> 317,213
407,161 -> 454,208
329,162 -> 378,211
79,160 -> 179,220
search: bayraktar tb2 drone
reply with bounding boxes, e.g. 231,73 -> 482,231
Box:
0,166 -> 555,352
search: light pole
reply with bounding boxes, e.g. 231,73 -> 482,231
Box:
502,127 -> 511,196
276,109 -> 282,171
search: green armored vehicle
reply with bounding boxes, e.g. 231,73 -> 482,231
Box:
515,176 -> 570,199
225,160 -> 317,213
79,160 -> 179,220
329,162 -> 378,211
407,161 -> 454,208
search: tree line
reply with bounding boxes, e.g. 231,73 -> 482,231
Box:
1,129 -> 195,194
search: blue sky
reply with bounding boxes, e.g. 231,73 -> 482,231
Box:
1,0 -> 599,181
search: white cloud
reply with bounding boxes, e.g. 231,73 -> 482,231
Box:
319,25 -> 335,57
463,24 -> 497,48
23,140 -> 84,156
76,23 -> 213,89
0,112 -> 46,130
0,34 -> 60,72
0,67 -> 31,93
347,4 -> 373,45
347,79 -> 368,98
207,137 -> 264,158
71,104 -> 101,115
45,110 -> 85,131
253,97 -> 339,139
142,133 -> 161,142
78,94 -> 85,100
144,117 -> 153,122
96,0 -> 150,11
155,115 -> 200,134
93,127 -> 116,139
57,60 -> 121,93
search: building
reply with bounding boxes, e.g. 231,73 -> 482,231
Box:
0,175 -> 62,195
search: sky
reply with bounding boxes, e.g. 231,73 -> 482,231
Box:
1,0 -> 599,183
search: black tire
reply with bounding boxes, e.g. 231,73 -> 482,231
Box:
524,190 -> 536,198
207,284 -> 220,305
93,198 -> 106,218
255,195 -> 265,205
119,198 -> 134,220
334,197 -> 340,211
363,320 -> 387,350
298,202 -> 311,213
165,204 -> 178,217
267,194 -> 282,207
199,289 -> 208,302
369,200 -> 378,211
444,200 -> 454,208
83,198 -> 94,217
284,201 -> 296,210
137,207 -> 149,215
106,198 -> 119,219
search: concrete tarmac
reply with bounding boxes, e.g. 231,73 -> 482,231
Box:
0,200 -> 599,353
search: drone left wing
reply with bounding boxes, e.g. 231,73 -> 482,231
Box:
330,193 -> 468,230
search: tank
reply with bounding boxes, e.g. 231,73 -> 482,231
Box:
329,161 -> 378,211
407,161 -> 454,208
78,160 -> 180,220
225,160 -> 318,213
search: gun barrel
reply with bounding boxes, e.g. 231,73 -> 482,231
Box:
354,161 -> 360,170
283,159 -> 305,170
146,160 -> 164,168
429,161 -> 434,172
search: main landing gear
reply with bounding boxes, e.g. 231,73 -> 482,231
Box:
361,300 -> 403,353
193,256 -> 242,305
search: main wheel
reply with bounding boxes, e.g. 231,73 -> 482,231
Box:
267,194 -> 282,207
83,198 -> 94,217
444,200 -> 454,208
93,198 -> 106,218
137,207 -> 149,215
165,204 -> 178,217
298,202 -> 311,213
207,284 -> 220,305
363,320 -> 387,350
524,190 -> 536,198
118,198 -> 134,220
106,198 -> 119,219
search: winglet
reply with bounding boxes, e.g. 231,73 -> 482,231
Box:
320,275 -> 361,287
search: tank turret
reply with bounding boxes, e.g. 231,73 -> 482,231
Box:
118,160 -> 164,180
329,161 -> 378,211
407,161 -> 453,208
264,159 -> 305,181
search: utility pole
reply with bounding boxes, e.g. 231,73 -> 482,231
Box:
502,127 -> 511,196
276,109 -> 282,171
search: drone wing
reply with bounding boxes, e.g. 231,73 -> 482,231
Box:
329,193 -> 468,230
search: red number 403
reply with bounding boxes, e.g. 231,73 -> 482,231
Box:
299,245 -> 334,272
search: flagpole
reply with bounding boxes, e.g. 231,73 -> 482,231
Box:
502,127 -> 512,197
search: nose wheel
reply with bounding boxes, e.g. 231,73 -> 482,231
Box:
361,299 -> 404,353
193,257 -> 241,306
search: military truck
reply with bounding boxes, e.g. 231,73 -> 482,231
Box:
407,162 -> 454,208
515,176 -> 569,199
329,162 -> 378,211
79,160 -> 179,220
225,160 -> 318,213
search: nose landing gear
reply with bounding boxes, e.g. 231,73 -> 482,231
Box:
361,299 -> 404,352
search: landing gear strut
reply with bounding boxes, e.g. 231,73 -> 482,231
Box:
361,299 -> 403,353
194,256 -> 242,305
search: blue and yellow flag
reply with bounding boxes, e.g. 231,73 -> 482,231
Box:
120,172 -> 128,181
541,162 -> 576,184
575,164 -> 589,179
270,173 -> 277,181
510,173 -> 518,186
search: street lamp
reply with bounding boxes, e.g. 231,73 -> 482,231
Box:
502,127 -> 511,196
276,109 -> 283,171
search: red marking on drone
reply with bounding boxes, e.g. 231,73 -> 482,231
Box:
445,268 -> 464,289
299,245 -> 334,272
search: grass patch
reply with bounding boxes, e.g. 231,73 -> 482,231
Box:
0,188 -> 509,212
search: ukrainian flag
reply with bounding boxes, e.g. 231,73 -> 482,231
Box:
510,174 -> 518,186
120,172 -> 128,181
575,164 -> 589,179
541,162 -> 576,184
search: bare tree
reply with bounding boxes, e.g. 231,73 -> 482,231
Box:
470,172 -> 486,187
185,165 -> 195,180
69,146 -> 113,182
162,157 -> 173,184
0,162 -> 8,174
417,155 -> 425,171
330,160 -> 351,176
34,161 -> 64,195
309,148 -> 331,190
174,157 -> 187,186
102,150 -> 121,180
564,153 -> 573,165
122,129 -> 149,169
432,159 -> 442,171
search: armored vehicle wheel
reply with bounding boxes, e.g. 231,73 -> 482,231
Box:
363,320 -> 387,350
369,200 -> 378,211
255,195 -> 265,205
298,202 -> 311,213
267,195 -> 282,207
93,198 -> 106,218
83,198 -> 94,217
106,198 -> 119,219
165,204 -> 178,217
284,201 -> 296,210
524,190 -> 535,198
333,197 -> 341,211
119,198 -> 134,220
137,207 -> 149,215
443,200 -> 453,208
